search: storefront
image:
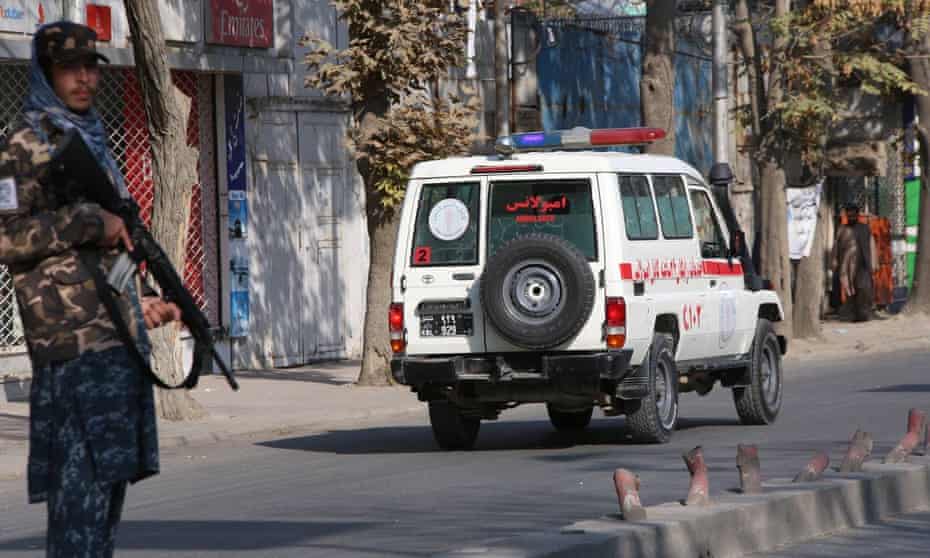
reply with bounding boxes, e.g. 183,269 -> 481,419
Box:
0,0 -> 369,376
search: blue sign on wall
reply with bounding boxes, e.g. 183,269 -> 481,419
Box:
225,75 -> 249,337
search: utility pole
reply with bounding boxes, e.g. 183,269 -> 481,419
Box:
710,0 -> 734,195
708,0 -> 762,289
495,0 -> 510,138
712,0 -> 729,168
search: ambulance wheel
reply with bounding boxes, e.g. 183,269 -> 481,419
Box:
626,333 -> 679,443
429,401 -> 480,450
733,319 -> 783,425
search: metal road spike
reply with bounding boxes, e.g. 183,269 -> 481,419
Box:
737,444 -> 762,495
683,446 -> 710,506
839,430 -> 873,473
884,408 -> 927,464
613,468 -> 646,520
793,451 -> 830,482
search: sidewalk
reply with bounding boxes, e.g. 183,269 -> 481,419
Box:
787,311 -> 930,362
0,360 -> 424,481
1,312 -> 928,482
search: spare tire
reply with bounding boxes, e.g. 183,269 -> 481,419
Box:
480,233 -> 595,349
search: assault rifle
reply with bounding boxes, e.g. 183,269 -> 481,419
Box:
50,128 -> 239,391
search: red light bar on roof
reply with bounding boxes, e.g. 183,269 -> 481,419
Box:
590,128 -> 666,145
470,164 -> 543,174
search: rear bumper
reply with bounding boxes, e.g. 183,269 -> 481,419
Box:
391,350 -> 634,392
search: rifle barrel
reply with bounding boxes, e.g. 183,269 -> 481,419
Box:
211,346 -> 240,391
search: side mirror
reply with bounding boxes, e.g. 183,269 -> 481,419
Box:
701,241 -> 719,259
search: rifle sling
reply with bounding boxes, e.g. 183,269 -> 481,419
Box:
79,249 -> 193,390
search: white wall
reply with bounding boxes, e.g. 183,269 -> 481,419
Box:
205,0 -> 368,364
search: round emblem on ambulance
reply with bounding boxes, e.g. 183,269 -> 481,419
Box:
428,199 -> 470,241
719,285 -> 737,347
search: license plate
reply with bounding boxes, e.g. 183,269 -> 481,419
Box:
420,313 -> 473,337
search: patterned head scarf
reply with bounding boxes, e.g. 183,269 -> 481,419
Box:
23,21 -> 128,198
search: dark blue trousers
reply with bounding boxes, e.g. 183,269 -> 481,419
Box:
42,350 -> 131,558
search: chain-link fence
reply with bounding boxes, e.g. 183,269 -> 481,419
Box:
0,64 -> 28,352
877,141 -> 909,288
0,64 -> 215,352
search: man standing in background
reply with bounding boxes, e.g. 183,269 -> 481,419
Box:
831,203 -> 878,322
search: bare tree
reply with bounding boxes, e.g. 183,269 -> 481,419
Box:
739,1 -> 928,331
640,0 -> 676,156
733,0 -> 794,336
124,0 -> 205,420
792,197 -> 829,338
756,0 -> 794,337
302,1 -> 477,385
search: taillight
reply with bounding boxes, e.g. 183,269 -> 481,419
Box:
605,297 -> 626,349
389,303 -> 405,353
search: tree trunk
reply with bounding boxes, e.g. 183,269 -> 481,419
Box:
354,99 -> 396,386
757,0 -> 794,337
640,0 -> 676,156
124,0 -> 206,420
357,208 -> 400,386
759,161 -> 793,335
733,0 -> 764,246
907,31 -> 930,314
733,0 -> 763,143
792,194 -> 828,338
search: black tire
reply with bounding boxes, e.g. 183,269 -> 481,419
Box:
626,333 -> 679,443
546,404 -> 594,432
733,319 -> 783,425
428,401 -> 480,450
480,233 -> 595,350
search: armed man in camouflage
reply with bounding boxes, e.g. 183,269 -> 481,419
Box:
0,21 -> 183,557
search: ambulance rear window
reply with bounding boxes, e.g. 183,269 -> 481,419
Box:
653,175 -> 693,239
488,179 -> 597,260
618,174 -> 658,240
411,182 -> 480,266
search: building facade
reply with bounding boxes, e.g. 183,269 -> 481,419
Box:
0,0 -> 369,376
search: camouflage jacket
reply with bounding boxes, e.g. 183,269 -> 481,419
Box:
0,115 -> 142,366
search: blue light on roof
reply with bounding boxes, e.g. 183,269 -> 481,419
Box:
511,132 -> 561,149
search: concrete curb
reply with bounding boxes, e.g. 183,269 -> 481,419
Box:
438,457 -> 930,558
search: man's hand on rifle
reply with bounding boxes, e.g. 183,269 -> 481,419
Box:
142,297 -> 182,330
99,209 -> 134,251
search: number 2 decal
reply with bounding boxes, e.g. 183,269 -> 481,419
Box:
414,246 -> 432,264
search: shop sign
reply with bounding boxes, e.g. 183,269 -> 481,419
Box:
0,1 -> 56,34
208,0 -> 273,48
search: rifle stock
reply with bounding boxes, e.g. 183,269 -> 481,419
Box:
51,129 -> 239,391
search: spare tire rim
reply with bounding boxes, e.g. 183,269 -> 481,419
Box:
502,260 -> 564,322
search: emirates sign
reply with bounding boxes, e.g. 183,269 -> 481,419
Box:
208,0 -> 273,48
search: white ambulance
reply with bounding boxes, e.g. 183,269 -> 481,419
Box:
389,127 -> 786,450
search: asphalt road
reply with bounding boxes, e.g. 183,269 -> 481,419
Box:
1,348 -> 929,557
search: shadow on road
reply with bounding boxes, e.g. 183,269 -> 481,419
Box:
257,415 -> 744,456
860,384 -> 930,393
0,520 -> 372,552
230,367 -> 356,386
